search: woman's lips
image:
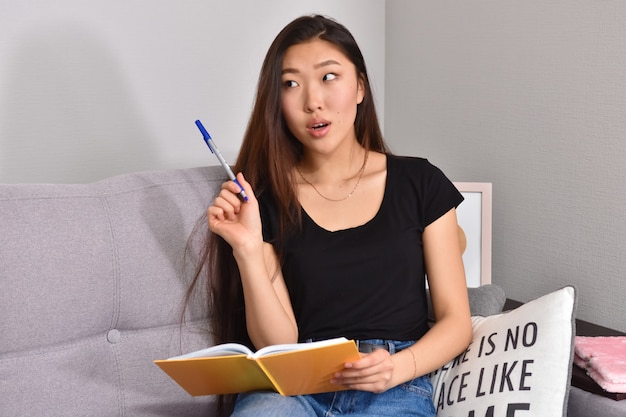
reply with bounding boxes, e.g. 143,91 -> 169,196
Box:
307,120 -> 331,138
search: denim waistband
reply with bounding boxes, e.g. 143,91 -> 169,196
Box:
355,339 -> 415,354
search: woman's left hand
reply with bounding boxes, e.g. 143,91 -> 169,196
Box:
331,349 -> 396,393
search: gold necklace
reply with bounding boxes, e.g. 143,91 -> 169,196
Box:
297,151 -> 369,202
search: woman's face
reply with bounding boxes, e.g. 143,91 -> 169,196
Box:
280,39 -> 364,156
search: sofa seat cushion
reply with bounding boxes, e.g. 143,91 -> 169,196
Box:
568,386 -> 626,417
0,322 -> 213,416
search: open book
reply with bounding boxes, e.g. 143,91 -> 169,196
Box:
154,337 -> 360,396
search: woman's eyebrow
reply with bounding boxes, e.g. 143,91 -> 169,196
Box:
282,59 -> 342,75
314,59 -> 341,69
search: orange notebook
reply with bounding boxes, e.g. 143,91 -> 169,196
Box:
154,337 -> 360,396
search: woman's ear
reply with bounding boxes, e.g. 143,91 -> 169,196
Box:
356,75 -> 365,105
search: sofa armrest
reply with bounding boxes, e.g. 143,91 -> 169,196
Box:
427,284 -> 506,322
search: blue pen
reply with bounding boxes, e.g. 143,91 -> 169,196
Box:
195,120 -> 249,202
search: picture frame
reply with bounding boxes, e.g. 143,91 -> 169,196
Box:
453,182 -> 493,287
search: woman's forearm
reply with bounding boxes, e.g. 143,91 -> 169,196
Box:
233,243 -> 298,349
394,313 -> 472,386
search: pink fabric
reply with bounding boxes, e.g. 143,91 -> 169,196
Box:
573,352 -> 587,369
575,336 -> 626,393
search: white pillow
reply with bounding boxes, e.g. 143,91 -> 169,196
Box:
430,286 -> 577,417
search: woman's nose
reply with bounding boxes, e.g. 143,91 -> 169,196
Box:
304,84 -> 323,112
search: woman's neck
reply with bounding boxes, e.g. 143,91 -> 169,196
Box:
298,143 -> 368,184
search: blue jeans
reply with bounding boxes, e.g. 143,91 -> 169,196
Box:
231,340 -> 436,417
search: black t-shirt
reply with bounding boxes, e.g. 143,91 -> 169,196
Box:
259,154 -> 463,342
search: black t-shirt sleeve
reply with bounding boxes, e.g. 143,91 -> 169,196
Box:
423,162 -> 464,226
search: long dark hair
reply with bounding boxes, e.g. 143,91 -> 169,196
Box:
186,15 -> 388,415
236,15 -> 387,229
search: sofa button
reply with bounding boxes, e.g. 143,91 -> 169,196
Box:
107,329 -> 121,344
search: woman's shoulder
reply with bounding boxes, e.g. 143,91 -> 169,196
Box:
364,152 -> 438,176
386,154 -> 456,193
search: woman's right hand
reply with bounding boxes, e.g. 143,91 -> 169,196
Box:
207,172 -> 263,256
209,173 -> 298,347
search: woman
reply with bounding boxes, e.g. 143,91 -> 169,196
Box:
199,14 -> 471,416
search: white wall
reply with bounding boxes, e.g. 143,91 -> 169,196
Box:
385,1 -> 626,332
0,0 -> 385,183
5,0 -> 625,332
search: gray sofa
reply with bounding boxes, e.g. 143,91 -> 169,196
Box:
1,166 -> 218,416
0,165 -> 622,416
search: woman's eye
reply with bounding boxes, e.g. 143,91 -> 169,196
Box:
283,80 -> 298,88
323,73 -> 337,82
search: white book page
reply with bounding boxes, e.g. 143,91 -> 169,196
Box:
252,337 -> 349,358
167,343 -> 253,360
